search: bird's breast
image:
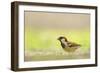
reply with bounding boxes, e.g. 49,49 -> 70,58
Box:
63,47 -> 79,52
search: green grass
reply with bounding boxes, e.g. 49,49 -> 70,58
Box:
24,28 -> 90,61
25,28 -> 90,50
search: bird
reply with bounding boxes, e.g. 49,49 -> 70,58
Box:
58,36 -> 81,52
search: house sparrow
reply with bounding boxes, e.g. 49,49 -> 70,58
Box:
58,36 -> 81,52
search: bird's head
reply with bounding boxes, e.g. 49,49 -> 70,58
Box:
57,36 -> 68,42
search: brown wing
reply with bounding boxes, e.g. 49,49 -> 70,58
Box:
67,41 -> 81,47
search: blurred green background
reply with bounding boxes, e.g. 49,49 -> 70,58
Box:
24,11 -> 90,61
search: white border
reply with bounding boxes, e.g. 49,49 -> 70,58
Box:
18,5 -> 96,68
